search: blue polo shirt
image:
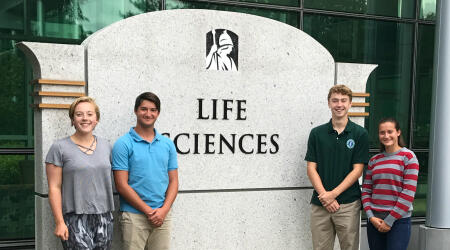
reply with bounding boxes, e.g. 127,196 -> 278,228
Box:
112,127 -> 178,213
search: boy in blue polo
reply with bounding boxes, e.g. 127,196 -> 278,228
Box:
305,85 -> 369,250
112,92 -> 179,250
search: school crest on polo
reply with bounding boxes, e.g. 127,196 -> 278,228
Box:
346,139 -> 355,149
206,29 -> 238,71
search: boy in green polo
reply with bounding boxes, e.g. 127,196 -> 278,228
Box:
305,85 -> 369,250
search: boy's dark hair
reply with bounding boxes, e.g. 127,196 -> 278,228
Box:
134,92 -> 161,112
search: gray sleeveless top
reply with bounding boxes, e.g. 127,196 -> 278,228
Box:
45,136 -> 115,214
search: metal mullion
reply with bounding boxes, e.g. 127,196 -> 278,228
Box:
408,0 -> 421,149
417,20 -> 436,25
23,0 -> 28,36
299,7 -> 303,30
25,57 -> 34,149
0,148 -> 34,155
416,0 -> 420,20
161,0 -> 166,10
25,36 -> 81,44
303,7 -> 417,24
184,0 -> 302,12
186,0 -> 436,25
369,148 -> 431,154
369,148 -> 380,153
299,0 -> 303,30
0,33 -> 81,45
0,239 -> 35,249
410,148 -> 429,153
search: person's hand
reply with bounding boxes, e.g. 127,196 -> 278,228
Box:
54,222 -> 69,241
145,207 -> 163,226
324,200 -> 340,213
148,207 -> 169,227
369,217 -> 383,229
144,207 -> 154,221
377,221 -> 391,233
318,191 -> 337,207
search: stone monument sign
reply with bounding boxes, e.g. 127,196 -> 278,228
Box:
18,9 -> 376,249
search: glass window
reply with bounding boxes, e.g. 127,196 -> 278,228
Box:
0,0 -> 24,35
0,38 -> 34,148
413,24 -> 435,148
413,152 -> 428,217
420,0 -> 436,20
304,0 -> 416,19
78,0 -> 156,37
166,0 -> 299,28
0,154 -> 35,240
28,0 -> 86,39
28,0 -> 151,39
303,15 -> 414,148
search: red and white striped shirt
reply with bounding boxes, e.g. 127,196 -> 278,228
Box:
362,147 -> 419,227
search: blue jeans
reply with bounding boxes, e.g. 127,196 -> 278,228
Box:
367,217 -> 411,250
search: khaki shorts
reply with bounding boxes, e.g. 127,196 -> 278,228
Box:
120,211 -> 172,250
310,200 -> 361,250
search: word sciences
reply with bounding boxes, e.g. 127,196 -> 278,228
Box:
163,98 -> 280,155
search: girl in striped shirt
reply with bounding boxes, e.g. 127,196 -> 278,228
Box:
362,117 -> 419,250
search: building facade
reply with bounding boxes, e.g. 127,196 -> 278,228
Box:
0,0 -> 436,248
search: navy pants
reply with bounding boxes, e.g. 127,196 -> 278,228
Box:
367,217 -> 411,250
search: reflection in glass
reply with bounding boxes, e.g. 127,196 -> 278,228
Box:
0,0 -> 24,35
0,39 -> 34,148
413,152 -> 428,217
29,0 -> 152,39
420,0 -> 436,20
304,0 -> 415,19
303,14 -> 414,148
0,155 -> 35,240
166,0 -> 299,28
413,25 -> 435,148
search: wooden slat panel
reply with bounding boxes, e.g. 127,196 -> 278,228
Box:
31,79 -> 85,86
351,102 -> 370,107
32,104 -> 71,109
35,91 -> 85,97
348,112 -> 369,117
352,92 -> 370,97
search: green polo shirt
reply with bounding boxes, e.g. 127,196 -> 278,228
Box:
305,119 -> 369,206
